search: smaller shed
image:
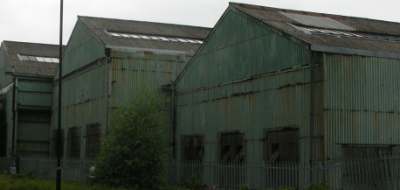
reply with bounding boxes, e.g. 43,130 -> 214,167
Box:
0,41 -> 59,158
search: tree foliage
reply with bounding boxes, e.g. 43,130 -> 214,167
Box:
94,88 -> 168,189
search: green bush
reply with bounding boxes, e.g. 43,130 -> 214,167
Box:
94,87 -> 168,189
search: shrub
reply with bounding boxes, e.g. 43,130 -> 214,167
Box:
94,87 -> 168,189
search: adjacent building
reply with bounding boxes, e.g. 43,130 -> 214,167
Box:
175,3 -> 400,189
54,16 -> 210,160
0,41 -> 59,158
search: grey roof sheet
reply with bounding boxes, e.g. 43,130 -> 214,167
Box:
2,41 -> 60,77
231,3 -> 400,58
79,16 -> 211,54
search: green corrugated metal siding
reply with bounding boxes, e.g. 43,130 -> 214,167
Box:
53,19 -> 107,159
61,59 -> 108,159
176,7 -> 313,169
110,50 -> 190,156
178,10 -> 310,90
18,79 -> 53,108
17,110 -> 51,157
323,54 -> 400,159
110,51 -> 188,107
62,20 -> 105,76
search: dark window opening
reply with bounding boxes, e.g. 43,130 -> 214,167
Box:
52,129 -> 64,158
264,128 -> 299,162
86,124 -> 101,159
181,135 -> 204,161
219,132 -> 245,163
68,127 -> 81,159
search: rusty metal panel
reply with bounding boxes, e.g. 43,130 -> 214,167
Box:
323,54 -> 400,159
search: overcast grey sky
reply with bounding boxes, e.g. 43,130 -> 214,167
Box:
1,0 -> 399,45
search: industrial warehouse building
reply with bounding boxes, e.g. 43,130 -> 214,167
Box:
2,2 -> 400,189
53,16 -> 210,160
174,3 -> 400,189
0,41 -> 59,158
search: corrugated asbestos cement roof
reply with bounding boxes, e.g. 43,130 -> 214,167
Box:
2,41 -> 60,77
79,16 -> 211,54
232,3 -> 400,59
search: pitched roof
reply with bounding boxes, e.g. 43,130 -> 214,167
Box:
1,41 -> 60,77
231,3 -> 400,59
79,16 -> 211,55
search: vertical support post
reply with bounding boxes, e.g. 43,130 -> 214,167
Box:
11,77 -> 18,174
56,0 -> 64,189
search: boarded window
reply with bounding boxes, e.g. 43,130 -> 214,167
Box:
86,124 -> 101,159
181,135 -> 204,161
264,128 -> 299,162
219,132 -> 246,163
180,135 -> 204,183
52,129 -> 64,158
68,127 -> 81,159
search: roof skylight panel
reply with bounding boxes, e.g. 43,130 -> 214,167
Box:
107,31 -> 203,44
291,25 -> 363,38
18,54 -> 59,63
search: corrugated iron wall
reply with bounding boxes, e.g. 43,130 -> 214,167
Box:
110,50 -> 190,155
175,8 -> 316,175
110,51 -> 188,107
323,54 -> 400,159
62,20 -> 105,76
59,58 -> 109,159
57,48 -> 191,160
